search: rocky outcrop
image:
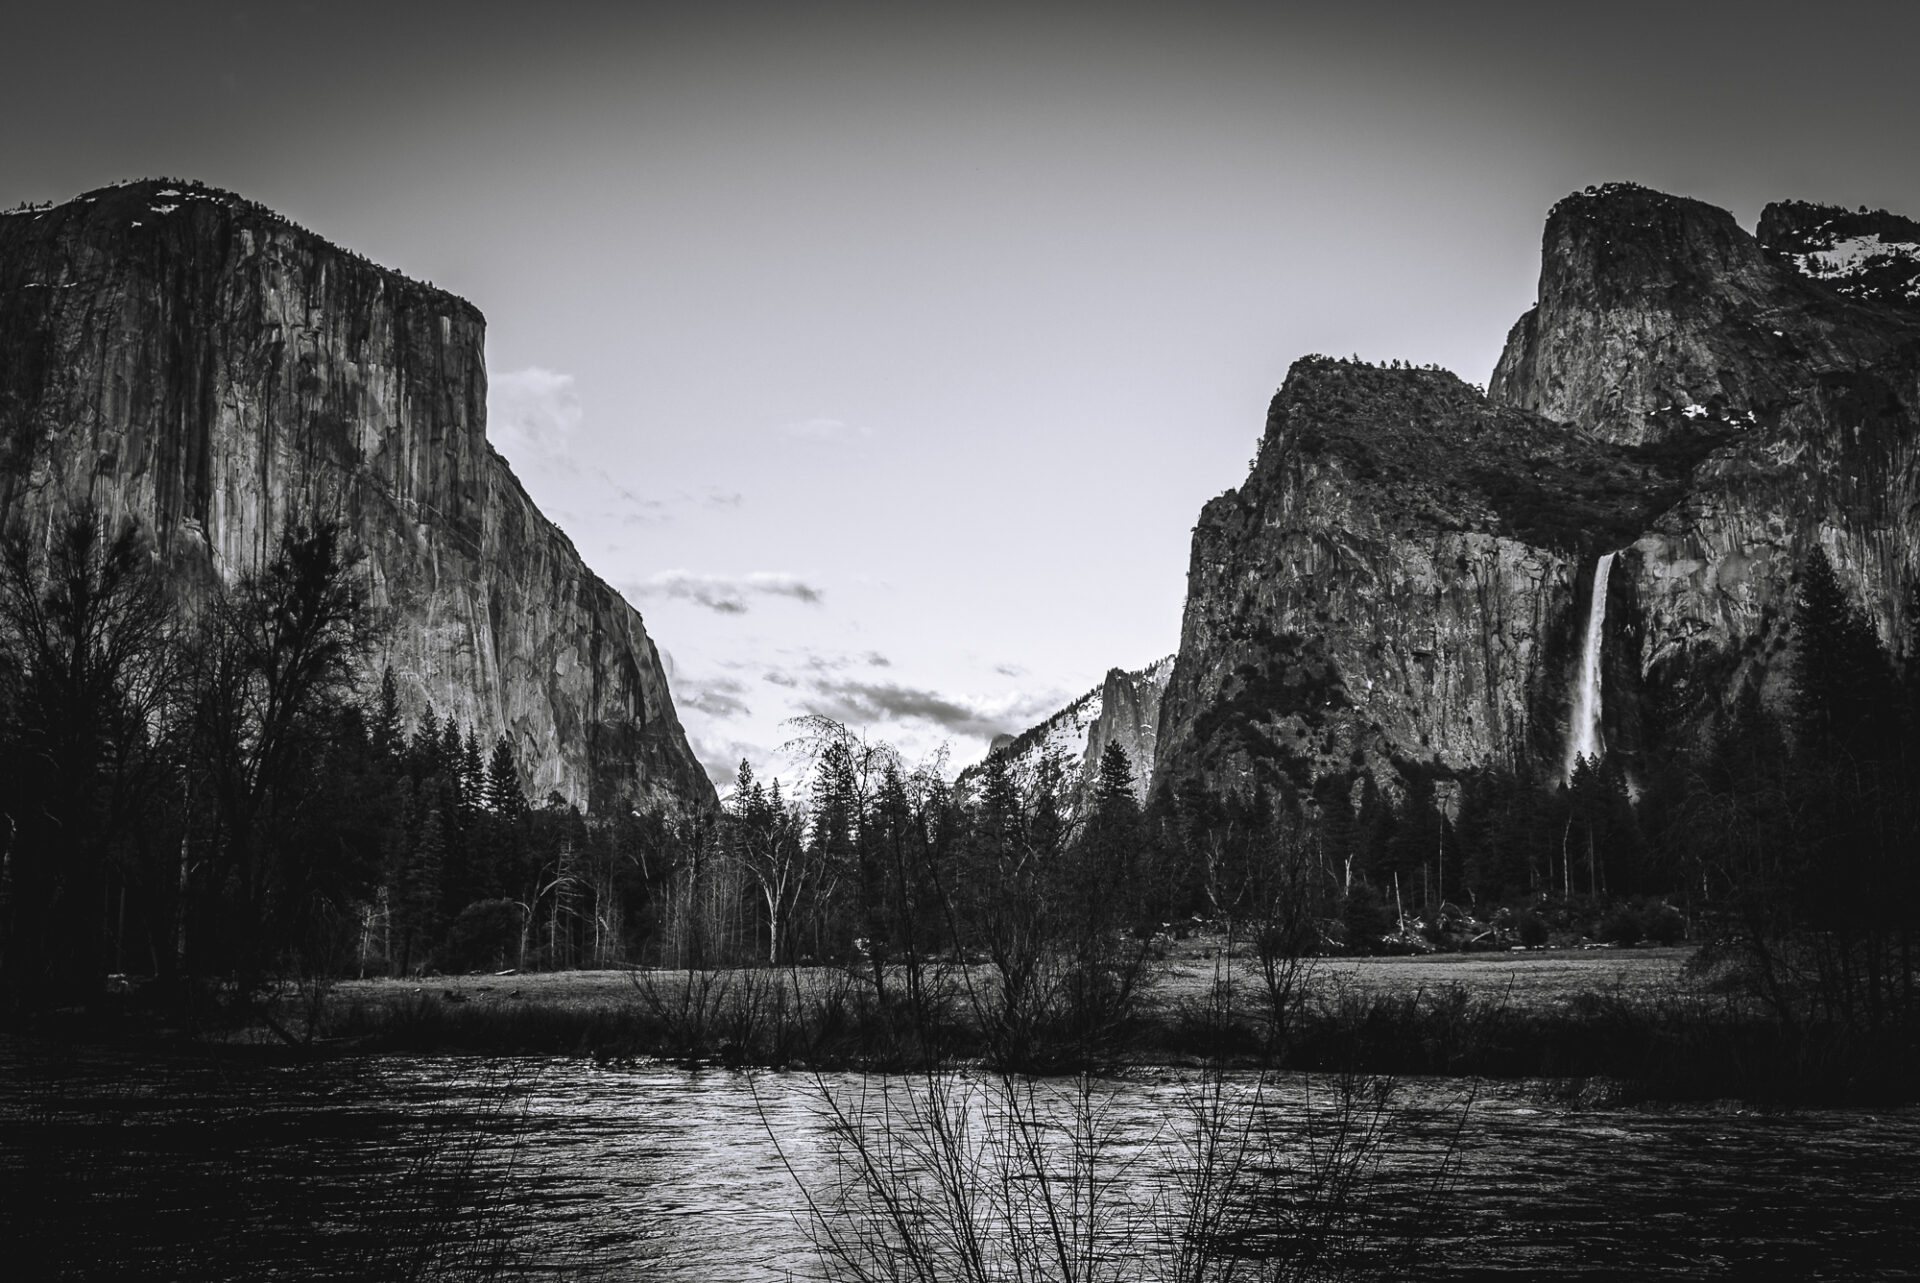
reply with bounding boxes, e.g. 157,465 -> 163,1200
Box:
1154,359 -> 1681,799
1492,184 -> 1920,727
0,180 -> 715,814
964,657 -> 1173,811
1757,200 -> 1920,313
1489,184 -> 1916,447
1159,183 -> 1920,801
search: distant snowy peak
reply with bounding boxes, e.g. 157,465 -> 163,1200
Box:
1759,200 -> 1920,310
959,656 -> 1175,812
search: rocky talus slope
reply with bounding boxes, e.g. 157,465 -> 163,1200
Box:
0,181 -> 714,814
1155,184 -> 1920,801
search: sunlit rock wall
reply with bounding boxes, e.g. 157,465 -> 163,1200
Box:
1493,184 -> 1920,721
1158,184 -> 1920,803
0,180 -> 715,814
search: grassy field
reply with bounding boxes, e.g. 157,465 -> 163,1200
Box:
1155,943 -> 1693,1011
322,939 -> 1700,1065
309,941 -> 1920,1102
333,940 -> 1694,1020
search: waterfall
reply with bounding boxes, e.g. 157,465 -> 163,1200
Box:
1564,551 -> 1616,782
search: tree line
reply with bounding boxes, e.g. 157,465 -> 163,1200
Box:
1657,548 -> 1920,1030
0,507 -> 684,1013
5,507 -> 1913,1045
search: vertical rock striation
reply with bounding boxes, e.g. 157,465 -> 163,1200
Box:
1492,183 -> 1920,723
1154,358 -> 1678,800
962,657 -> 1173,811
1488,184 -> 1913,447
0,180 -> 715,814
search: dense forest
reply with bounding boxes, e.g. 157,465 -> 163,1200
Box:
2,508 -> 1916,1046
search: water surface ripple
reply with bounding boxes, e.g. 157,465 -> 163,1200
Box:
2,1045 -> 1915,1280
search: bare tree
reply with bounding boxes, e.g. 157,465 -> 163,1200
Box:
185,519 -> 372,992
0,506 -> 179,1006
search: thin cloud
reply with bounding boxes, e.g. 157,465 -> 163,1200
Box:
488,367 -> 581,469
630,571 -> 825,614
759,649 -> 885,687
801,679 -> 1059,741
606,475 -> 671,528
679,676 -> 751,721
687,733 -> 767,791
780,417 -> 871,444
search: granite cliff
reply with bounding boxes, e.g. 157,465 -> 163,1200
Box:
963,657 -> 1173,812
0,180 -> 715,814
1493,185 -> 1920,740
1155,183 -> 1920,802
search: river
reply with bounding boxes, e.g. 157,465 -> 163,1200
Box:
2,1043 -> 1916,1280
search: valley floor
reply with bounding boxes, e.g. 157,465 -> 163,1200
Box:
333,939 -> 1693,1024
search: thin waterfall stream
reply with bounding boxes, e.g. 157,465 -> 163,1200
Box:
1564,551 -> 1615,781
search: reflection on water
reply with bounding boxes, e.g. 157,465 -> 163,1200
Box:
2,1043 -> 1917,1280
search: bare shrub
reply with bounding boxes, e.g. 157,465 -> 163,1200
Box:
628,964 -> 788,1061
770,1063 -> 1469,1283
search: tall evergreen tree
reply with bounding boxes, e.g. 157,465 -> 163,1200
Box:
460,728 -> 486,823
1791,546 -> 1897,760
484,735 -> 527,820
1080,743 -> 1144,923
371,667 -> 403,762
397,802 -> 446,973
411,703 -> 442,779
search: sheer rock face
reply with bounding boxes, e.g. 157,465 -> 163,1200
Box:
1159,183 -> 1920,799
1489,184 -> 1915,447
1491,185 -> 1920,723
1155,362 -> 1631,798
0,181 -> 716,815
961,657 -> 1172,812
1083,657 -> 1173,800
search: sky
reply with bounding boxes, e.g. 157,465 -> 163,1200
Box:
6,1 -> 1919,792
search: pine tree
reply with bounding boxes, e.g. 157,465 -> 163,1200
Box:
1027,750 -> 1068,863
484,736 -> 526,820
440,720 -> 466,812
975,748 -> 1024,858
460,728 -> 486,822
372,667 -> 403,762
1791,546 -> 1897,760
1082,743 -> 1144,912
412,703 -> 441,777
1057,742 -> 1152,1047
1093,742 -> 1138,818
810,740 -> 860,866
397,801 -> 446,974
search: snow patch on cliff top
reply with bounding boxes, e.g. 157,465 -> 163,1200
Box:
1793,234 -> 1920,282
957,655 -> 1177,811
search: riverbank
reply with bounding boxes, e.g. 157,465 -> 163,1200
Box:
27,939 -> 1908,1104
312,941 -> 1920,1103
333,938 -> 1694,1022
